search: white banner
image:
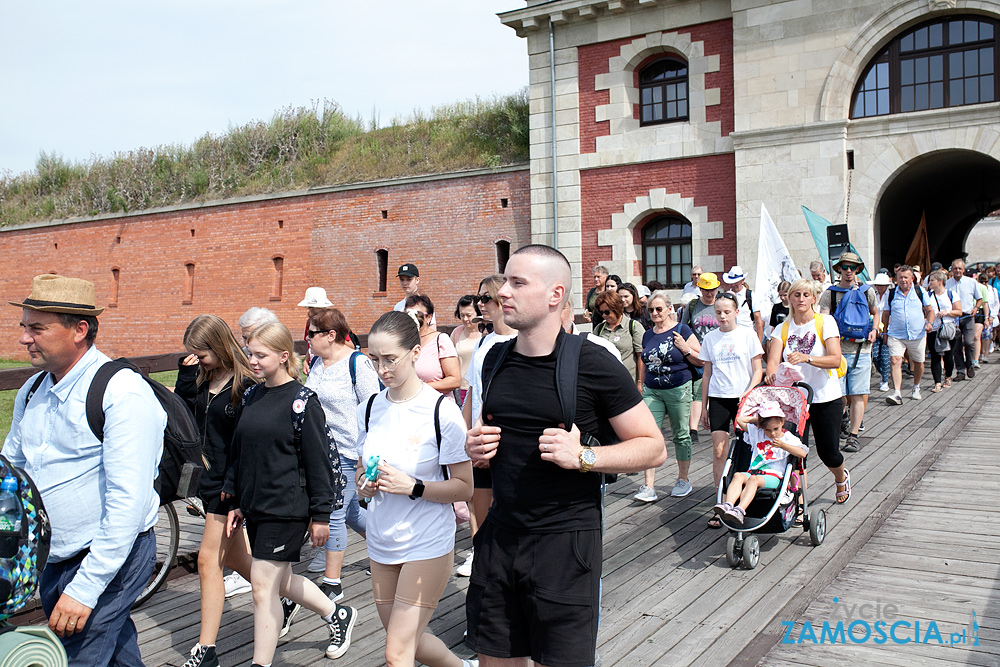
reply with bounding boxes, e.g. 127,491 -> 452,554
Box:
755,203 -> 801,331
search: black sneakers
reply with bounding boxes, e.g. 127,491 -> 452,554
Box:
182,644 -> 219,667
278,597 -> 301,639
326,604 -> 358,659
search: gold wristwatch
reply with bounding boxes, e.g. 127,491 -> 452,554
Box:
579,446 -> 597,473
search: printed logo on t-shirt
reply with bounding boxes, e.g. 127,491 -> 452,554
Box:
787,331 -> 816,355
714,342 -> 742,364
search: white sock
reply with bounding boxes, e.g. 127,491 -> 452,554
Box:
321,609 -> 335,624
323,577 -> 341,585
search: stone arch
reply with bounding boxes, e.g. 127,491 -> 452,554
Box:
598,188 -> 725,283
819,0 -> 1000,121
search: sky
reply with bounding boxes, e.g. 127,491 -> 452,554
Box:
0,1 -> 527,176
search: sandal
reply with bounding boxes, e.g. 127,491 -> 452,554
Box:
794,504 -> 804,526
708,514 -> 723,529
943,378 -> 952,388
836,469 -> 851,504
932,383 -> 942,393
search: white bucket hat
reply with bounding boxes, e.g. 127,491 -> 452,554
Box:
297,287 -> 333,308
723,266 -> 746,284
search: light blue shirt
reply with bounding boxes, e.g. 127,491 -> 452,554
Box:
2,346 -> 165,608
886,286 -> 933,340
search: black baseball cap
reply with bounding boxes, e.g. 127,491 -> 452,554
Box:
397,264 -> 419,277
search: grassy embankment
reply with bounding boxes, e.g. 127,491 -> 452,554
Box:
0,91 -> 529,227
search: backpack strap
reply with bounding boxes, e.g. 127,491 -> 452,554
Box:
364,394 -> 377,432
480,338 -> 517,417
433,393 -> 449,479
349,350 -> 362,388
23,373 -> 48,407
746,288 -> 753,314
555,332 -> 584,431
290,386 -> 315,487
86,359 -> 139,441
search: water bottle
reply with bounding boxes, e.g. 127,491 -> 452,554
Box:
0,475 -> 21,559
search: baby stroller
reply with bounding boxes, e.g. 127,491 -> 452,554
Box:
717,383 -> 826,569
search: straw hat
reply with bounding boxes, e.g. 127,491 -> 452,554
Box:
9,274 -> 104,316
297,287 -> 333,308
832,251 -> 865,273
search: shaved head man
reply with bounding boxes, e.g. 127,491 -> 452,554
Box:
465,244 -> 665,667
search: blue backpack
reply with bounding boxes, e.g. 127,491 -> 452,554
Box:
828,284 -> 873,341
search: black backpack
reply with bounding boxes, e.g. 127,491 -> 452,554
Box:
28,359 -> 203,506
480,333 -> 615,481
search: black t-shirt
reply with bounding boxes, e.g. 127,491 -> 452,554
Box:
223,380 -> 334,522
481,334 -> 642,532
769,303 -> 790,328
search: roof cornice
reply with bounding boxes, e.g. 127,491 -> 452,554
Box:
499,0 -> 664,36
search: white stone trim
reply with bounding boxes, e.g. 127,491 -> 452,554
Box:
597,188 -> 726,283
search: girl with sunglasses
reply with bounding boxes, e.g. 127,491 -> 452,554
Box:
698,292 -> 764,528
458,274 -> 516,577
303,308 -> 381,603
358,311 -> 475,667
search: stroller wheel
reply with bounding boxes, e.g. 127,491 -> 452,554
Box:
742,535 -> 760,570
725,536 -> 740,568
810,509 -> 827,546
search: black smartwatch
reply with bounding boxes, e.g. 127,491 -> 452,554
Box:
409,479 -> 425,500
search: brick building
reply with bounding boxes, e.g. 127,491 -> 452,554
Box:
0,167 -> 529,358
499,0 -> 1000,301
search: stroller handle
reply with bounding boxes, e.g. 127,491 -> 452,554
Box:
791,381 -> 814,404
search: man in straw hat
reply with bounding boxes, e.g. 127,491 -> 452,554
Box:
819,252 -> 880,453
4,274 -> 166,665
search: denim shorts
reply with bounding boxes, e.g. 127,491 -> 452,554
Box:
839,350 -> 872,396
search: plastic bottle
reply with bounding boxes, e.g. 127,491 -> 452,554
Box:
0,475 -> 21,559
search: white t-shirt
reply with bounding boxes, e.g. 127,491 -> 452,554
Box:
929,290 -> 958,331
464,332 -> 517,423
698,326 -> 764,398
305,352 -> 381,461
356,384 -> 469,564
745,423 -> 805,477
729,286 -> 760,329
780,314 -> 843,403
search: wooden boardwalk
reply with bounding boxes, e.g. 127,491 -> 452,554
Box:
14,362 -> 1000,666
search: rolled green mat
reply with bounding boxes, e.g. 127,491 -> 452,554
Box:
0,626 -> 67,667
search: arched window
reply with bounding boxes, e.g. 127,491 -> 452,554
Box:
639,57 -> 689,126
852,16 -> 998,118
642,215 -> 692,287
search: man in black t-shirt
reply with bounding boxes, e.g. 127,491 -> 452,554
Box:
465,245 -> 665,667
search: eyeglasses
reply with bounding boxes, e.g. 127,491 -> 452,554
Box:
369,350 -> 412,371
476,293 -> 494,305
650,306 -> 666,313
306,329 -> 332,338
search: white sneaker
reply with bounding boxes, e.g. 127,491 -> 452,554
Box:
457,550 -> 474,577
634,485 -> 658,503
223,572 -> 251,598
911,386 -> 922,400
879,381 -> 889,392
307,549 -> 326,573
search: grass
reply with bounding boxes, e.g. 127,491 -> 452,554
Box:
0,362 -> 178,442
0,91 -> 529,227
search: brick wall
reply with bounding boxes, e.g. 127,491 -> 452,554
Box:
0,169 -> 530,359
579,153 -> 737,276
578,18 -> 735,153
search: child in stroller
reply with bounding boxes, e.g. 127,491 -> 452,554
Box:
713,400 -> 806,524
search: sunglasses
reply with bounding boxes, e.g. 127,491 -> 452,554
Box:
306,329 -> 332,338
650,306 -> 666,313
478,321 -> 494,334
599,309 -> 612,316
839,264 -> 859,272
716,293 -> 738,303
476,293 -> 494,305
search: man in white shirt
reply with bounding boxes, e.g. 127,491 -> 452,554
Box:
945,258 -> 982,381
680,266 -> 703,303
723,265 -> 764,343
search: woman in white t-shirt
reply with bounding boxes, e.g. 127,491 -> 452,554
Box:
927,270 -> 962,391
450,295 -> 483,405
357,310 -> 475,667
698,292 -> 764,528
765,278 -> 851,505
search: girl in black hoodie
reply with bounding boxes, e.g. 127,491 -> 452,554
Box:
223,322 -> 355,666
175,315 -> 257,667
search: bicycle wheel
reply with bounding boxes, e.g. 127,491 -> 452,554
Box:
133,502 -> 180,608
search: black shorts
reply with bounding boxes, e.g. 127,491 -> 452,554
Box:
466,520 -> 601,667
245,518 -> 309,562
975,313 -> 986,325
199,490 -> 233,516
473,466 -> 493,490
708,396 -> 740,433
